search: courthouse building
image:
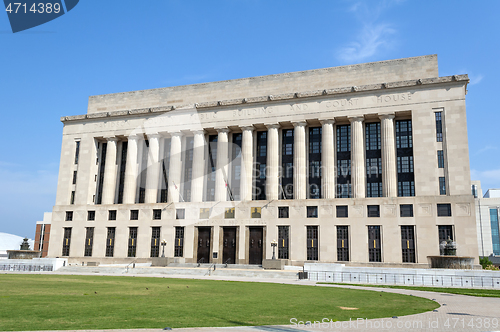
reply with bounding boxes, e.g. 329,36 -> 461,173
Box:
47,54 -> 479,267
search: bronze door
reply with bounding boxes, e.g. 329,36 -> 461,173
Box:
197,227 -> 211,263
222,227 -> 237,264
249,227 -> 263,265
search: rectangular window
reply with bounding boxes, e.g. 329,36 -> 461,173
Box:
437,203 -> 452,217
337,226 -> 349,261
130,210 -> 139,220
306,226 -> 318,261
65,211 -> 73,221
74,141 -> 80,164
160,138 -> 171,203
396,120 -> 415,197
281,129 -> 294,200
70,191 -> 75,205
439,177 -> 446,195
153,209 -> 162,220
175,227 -> 184,257
62,227 -> 71,256
336,205 -> 348,218
150,227 -> 161,258
490,209 -> 500,255
437,150 -> 445,168
365,123 -> 382,198
336,124 -> 351,198
108,210 -> 117,221
368,226 -> 381,262
308,127 -> 322,199
95,142 -> 107,204
138,140 -> 149,204
128,227 -> 138,258
278,226 -> 289,259
367,205 -> 380,217
278,206 -> 289,218
176,209 -> 185,219
401,226 -> 416,263
435,111 -> 443,142
438,225 -> 454,244
400,204 -> 414,217
251,207 -> 261,218
72,171 -> 77,185
84,227 -> 94,257
199,208 -> 209,219
105,227 -> 115,257
87,211 -> 95,221
307,206 -> 318,218
225,208 -> 235,219
183,136 -> 194,202
117,141 -> 128,204
254,131 -> 267,200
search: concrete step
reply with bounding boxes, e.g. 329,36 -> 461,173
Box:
57,265 -> 299,279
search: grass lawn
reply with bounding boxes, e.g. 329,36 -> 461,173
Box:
318,282 -> 500,298
0,274 -> 438,331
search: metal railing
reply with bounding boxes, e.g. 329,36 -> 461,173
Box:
0,264 -> 53,272
205,263 -> 216,276
306,270 -> 500,289
124,259 -> 137,273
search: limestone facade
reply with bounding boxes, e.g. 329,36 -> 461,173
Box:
47,55 -> 478,267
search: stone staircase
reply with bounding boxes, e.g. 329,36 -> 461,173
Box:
57,264 -> 299,280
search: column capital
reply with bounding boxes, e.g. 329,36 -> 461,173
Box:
216,127 -> 230,134
319,119 -> 335,125
379,113 -> 395,120
127,133 -> 142,140
104,136 -> 119,142
146,133 -> 162,140
240,125 -> 255,131
265,123 -> 280,129
292,120 -> 307,127
192,129 -> 205,136
169,131 -> 184,138
348,116 -> 364,123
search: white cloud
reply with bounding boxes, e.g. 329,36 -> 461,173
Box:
474,145 -> 497,156
337,23 -> 396,63
469,73 -> 484,85
336,1 -> 400,63
471,168 -> 500,191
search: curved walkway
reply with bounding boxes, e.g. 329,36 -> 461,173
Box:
19,271 -> 500,332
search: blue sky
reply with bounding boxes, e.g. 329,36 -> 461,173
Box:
0,0 -> 499,237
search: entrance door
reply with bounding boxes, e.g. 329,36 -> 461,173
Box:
197,227 -> 211,263
249,227 -> 263,265
222,227 -> 237,264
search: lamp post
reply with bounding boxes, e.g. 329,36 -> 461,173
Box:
271,239 -> 278,260
161,239 -> 166,258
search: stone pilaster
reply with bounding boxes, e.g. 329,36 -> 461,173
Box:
349,116 -> 365,198
380,114 -> 397,197
215,128 -> 229,202
293,121 -> 307,200
102,137 -> 119,205
122,134 -> 140,204
144,133 -> 161,203
320,119 -> 335,199
168,132 -> 183,202
266,124 -> 280,200
191,130 -> 206,202
240,126 -> 254,201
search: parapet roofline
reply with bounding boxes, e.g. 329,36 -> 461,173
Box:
62,74 -> 468,123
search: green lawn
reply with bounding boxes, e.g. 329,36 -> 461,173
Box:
0,274 -> 438,331
319,282 -> 500,298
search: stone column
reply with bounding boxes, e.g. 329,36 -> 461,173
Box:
349,116 -> 365,198
122,134 -> 140,204
102,137 -> 119,205
293,121 -> 307,200
168,132 -> 183,203
266,124 -> 279,200
145,133 -> 161,203
320,119 -> 335,199
215,128 -> 229,201
191,130 -> 205,202
380,114 -> 397,197
240,126 -> 254,201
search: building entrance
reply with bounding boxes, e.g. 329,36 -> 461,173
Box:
222,227 -> 237,264
249,227 -> 263,265
197,227 -> 211,263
